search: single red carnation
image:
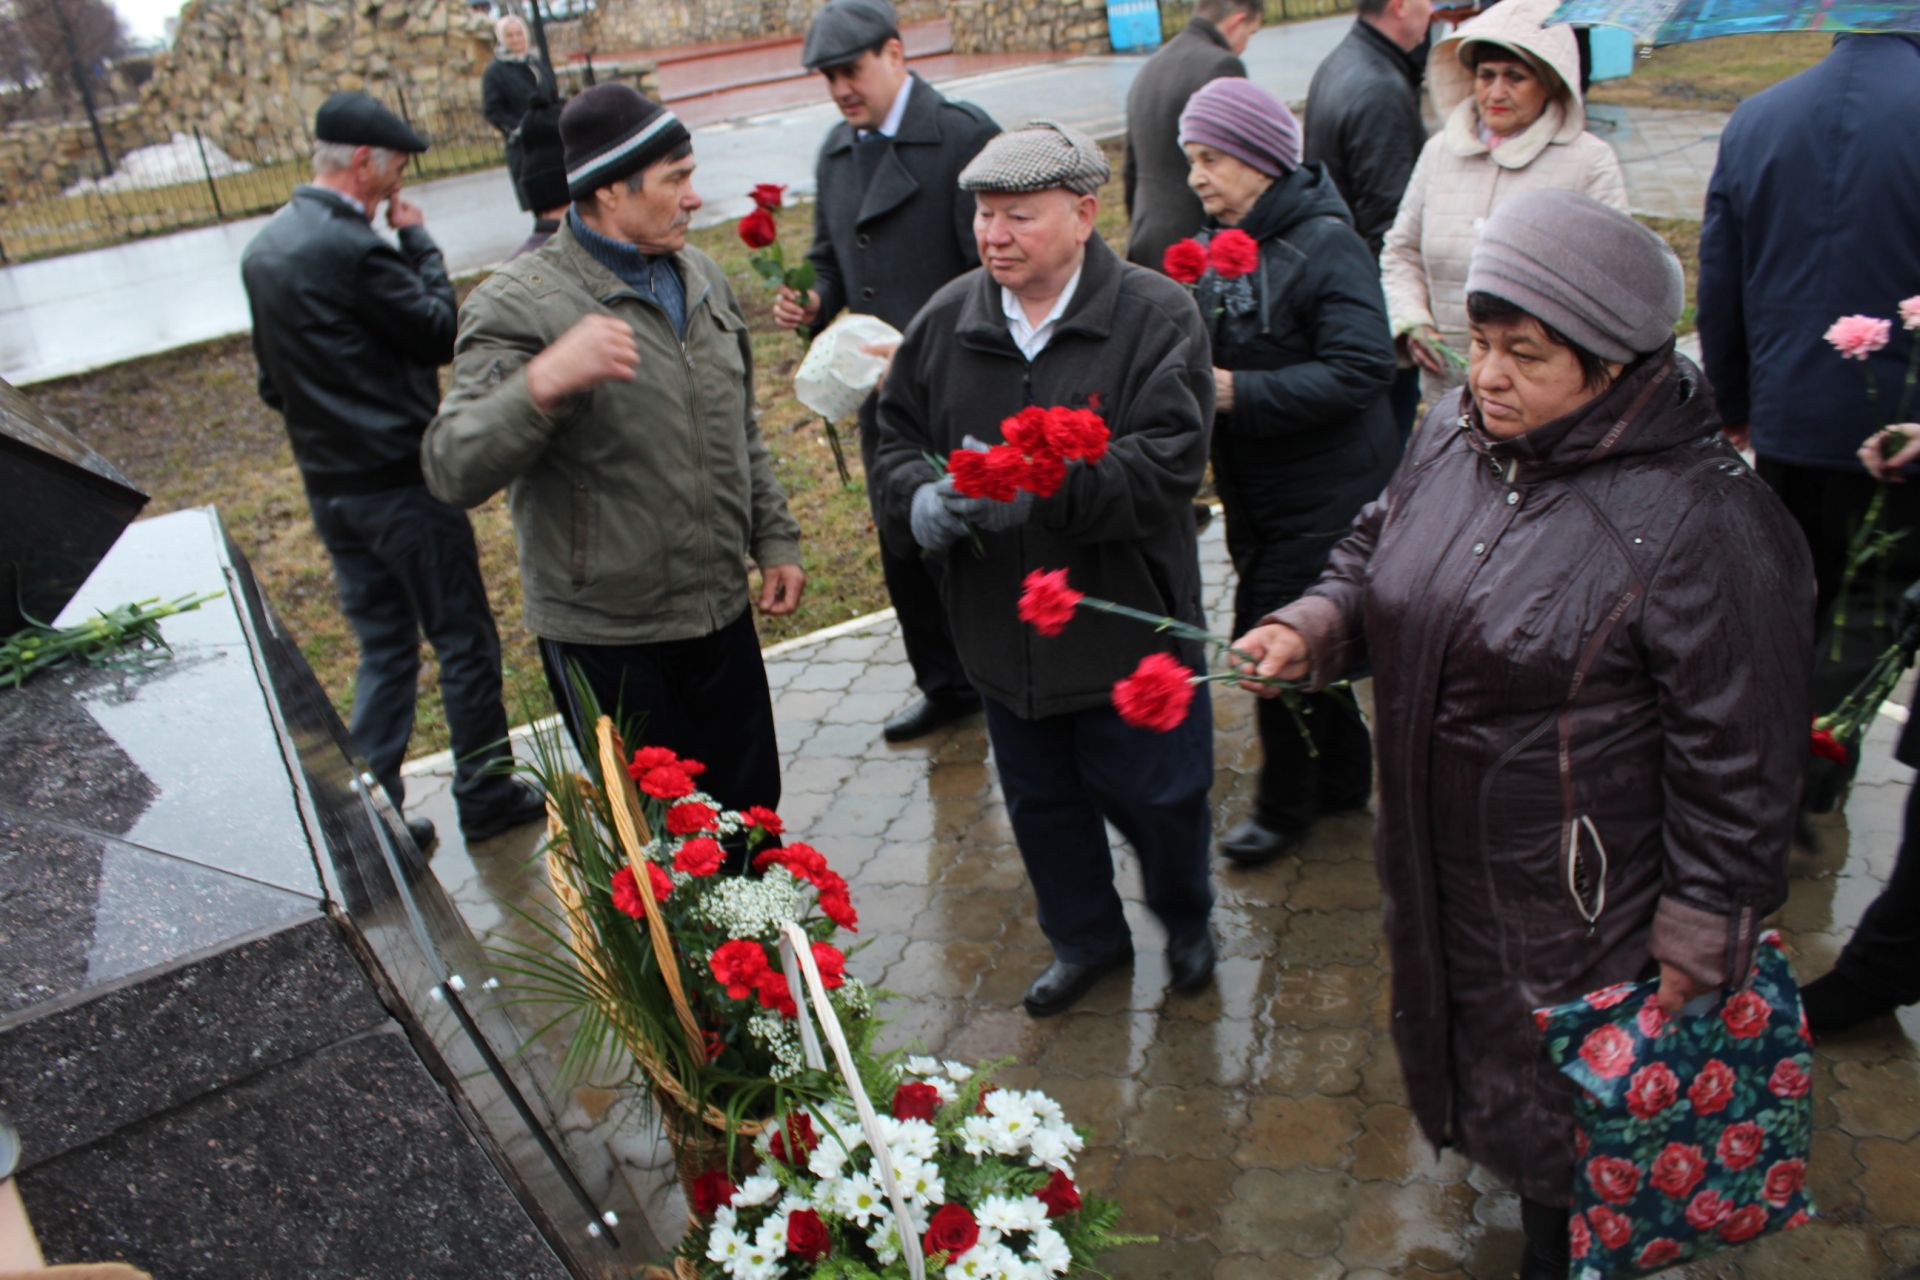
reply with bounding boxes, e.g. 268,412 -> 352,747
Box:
679,757 -> 707,777
1810,726 -> 1848,763
893,1081 -> 942,1122
1022,449 -> 1068,497
744,805 -> 784,835
675,836 -> 726,877
981,443 -> 1030,501
1037,1169 -> 1082,1218
666,802 -> 718,835
610,866 -> 647,918
756,967 -> 799,1017
810,941 -> 847,990
1019,568 -> 1084,637
923,1203 -> 980,1260
786,1207 -> 830,1261
1207,228 -> 1260,278
1002,405 -> 1053,452
820,884 -> 860,932
690,1169 -> 736,1218
1162,237 -> 1207,284
709,939 -> 771,1000
769,1111 -> 819,1165
1112,652 -> 1196,732
629,745 -> 679,775
738,208 -> 778,249
947,448 -> 994,498
749,182 -> 787,212
1044,407 -> 1109,464
646,861 -> 673,903
639,764 -> 696,800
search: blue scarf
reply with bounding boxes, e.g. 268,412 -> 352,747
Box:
569,208 -> 687,338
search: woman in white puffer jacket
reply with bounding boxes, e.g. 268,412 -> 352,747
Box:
1381,0 -> 1628,403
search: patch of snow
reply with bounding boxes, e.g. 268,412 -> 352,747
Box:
64,132 -> 253,195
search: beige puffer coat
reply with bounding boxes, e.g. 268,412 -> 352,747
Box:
1380,0 -> 1629,400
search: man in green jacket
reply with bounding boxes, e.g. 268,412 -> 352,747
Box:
423,84 -> 804,813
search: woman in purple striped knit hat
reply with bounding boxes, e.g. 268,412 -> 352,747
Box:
1175,75 -> 1400,869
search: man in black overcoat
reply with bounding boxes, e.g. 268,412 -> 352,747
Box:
1122,0 -> 1261,273
772,0 -> 1000,742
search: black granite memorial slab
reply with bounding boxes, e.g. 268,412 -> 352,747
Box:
0,380 -> 146,636
17,1027 -> 571,1280
0,915 -> 384,1164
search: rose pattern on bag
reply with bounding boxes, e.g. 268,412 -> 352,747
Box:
1537,931 -> 1815,1278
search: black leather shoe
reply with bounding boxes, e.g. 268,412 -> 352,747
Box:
1022,950 -> 1132,1017
1218,816 -> 1299,866
405,817 -> 439,856
883,692 -> 982,742
460,780 -> 548,843
1168,931 -> 1215,994
1317,788 -> 1371,815
1801,970 -> 1897,1036
1193,502 -> 1214,531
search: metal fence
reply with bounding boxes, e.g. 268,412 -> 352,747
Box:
0,85 -> 506,265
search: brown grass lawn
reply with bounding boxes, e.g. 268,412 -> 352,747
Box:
26,137 -> 1702,755
1587,32 -> 1829,112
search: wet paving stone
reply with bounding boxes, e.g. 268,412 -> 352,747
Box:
1125,1085 -> 1246,1160
1214,1252 -> 1343,1280
1855,1135 -> 1920,1223
1831,1058 -> 1920,1140
1261,964 -> 1383,1029
1253,1025 -> 1373,1096
1283,908 -> 1388,966
1216,1167 -> 1354,1258
1337,1178 -> 1483,1273
1106,1155 -> 1242,1240
1139,1016 -> 1259,1088
1235,1093 -> 1362,1170
1350,1102 -> 1473,1184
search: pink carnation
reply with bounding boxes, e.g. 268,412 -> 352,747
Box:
1826,314 -> 1891,360
1901,296 -> 1920,332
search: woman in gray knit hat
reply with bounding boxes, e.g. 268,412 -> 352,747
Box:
1234,190 -> 1814,1277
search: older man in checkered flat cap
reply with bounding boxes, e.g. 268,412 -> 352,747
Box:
425,84 -> 804,819
870,120 -> 1221,1017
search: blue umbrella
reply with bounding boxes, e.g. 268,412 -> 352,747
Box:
1547,0 -> 1920,45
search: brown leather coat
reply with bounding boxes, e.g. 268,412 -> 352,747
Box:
1274,348 -> 1813,1203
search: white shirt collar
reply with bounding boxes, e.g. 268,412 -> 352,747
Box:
1001,263 -> 1083,362
858,74 -> 914,142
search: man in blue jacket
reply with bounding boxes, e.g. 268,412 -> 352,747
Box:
1697,33 -> 1920,806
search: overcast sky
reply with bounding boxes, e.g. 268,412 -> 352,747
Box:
116,0 -> 181,42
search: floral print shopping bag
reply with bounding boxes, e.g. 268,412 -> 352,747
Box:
1536,930 -> 1815,1277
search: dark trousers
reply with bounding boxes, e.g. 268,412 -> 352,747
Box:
539,607 -> 781,814
983,690 -> 1215,964
1256,688 -> 1374,834
859,393 -> 972,700
1758,457 -> 1920,805
307,483 -> 519,819
1835,776 -> 1920,1008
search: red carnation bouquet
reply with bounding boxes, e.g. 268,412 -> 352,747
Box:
1162,227 -> 1261,316
941,404 -> 1111,503
503,682 -> 873,1128
1810,623 -> 1920,765
1019,566 -> 1325,744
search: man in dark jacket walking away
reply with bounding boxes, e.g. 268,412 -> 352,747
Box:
1697,33 -> 1920,809
772,0 -> 999,742
482,15 -> 548,208
873,122 -> 1218,1017
242,92 -> 544,853
1304,0 -> 1432,435
1123,0 -> 1261,273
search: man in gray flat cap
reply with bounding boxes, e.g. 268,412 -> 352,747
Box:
871,121 -> 1219,1017
773,0 -> 1000,743
243,91 -> 545,854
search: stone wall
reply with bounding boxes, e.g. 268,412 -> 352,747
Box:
0,105 -> 157,192
948,0 -> 1112,54
141,0 -> 496,152
566,0 -> 943,56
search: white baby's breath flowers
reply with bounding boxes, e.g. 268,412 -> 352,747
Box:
689,871 -> 807,938
744,1010 -> 805,1079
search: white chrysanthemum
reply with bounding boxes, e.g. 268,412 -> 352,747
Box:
868,1222 -> 903,1264
835,1169 -> 887,1226
726,1240 -> 782,1280
731,1176 -> 781,1208
960,1114 -> 1002,1158
906,1055 -> 944,1077
890,1153 -> 946,1207
982,1092 -> 1040,1151
926,1075 -> 960,1104
976,1195 -> 1050,1236
944,1060 -> 975,1081
874,1115 -> 940,1161
777,1194 -> 810,1215
752,1212 -> 789,1254
945,1240 -> 1022,1280
705,1224 -> 746,1266
711,1204 -> 738,1234
1027,1225 -> 1072,1275
1025,1124 -> 1082,1171
1015,1090 -> 1067,1129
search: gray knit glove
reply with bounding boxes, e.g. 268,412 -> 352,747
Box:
910,478 -> 969,553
